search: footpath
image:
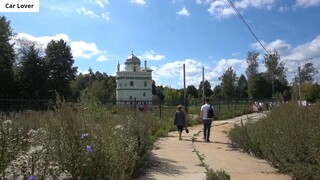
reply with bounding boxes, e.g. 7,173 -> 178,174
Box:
137,113 -> 291,180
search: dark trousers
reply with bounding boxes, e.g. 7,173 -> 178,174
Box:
203,120 -> 212,140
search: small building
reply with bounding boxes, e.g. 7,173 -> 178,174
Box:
116,51 -> 153,107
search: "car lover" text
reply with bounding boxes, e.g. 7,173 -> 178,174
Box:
5,3 -> 34,9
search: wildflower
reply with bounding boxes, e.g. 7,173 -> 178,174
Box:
86,145 -> 93,152
28,175 -> 36,180
82,133 -> 89,139
2,119 -> 13,125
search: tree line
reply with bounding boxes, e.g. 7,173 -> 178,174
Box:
1,16 -> 319,103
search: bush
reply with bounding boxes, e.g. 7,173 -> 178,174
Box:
228,102 -> 320,179
206,169 -> 231,180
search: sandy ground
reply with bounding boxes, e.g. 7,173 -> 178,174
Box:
136,113 -> 292,180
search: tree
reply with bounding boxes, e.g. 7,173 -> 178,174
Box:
302,82 -> 320,103
16,40 -> 48,98
0,16 -> 16,96
245,51 -> 260,79
248,73 -> 272,99
295,62 -> 319,83
264,50 -> 288,96
212,85 -> 223,99
152,80 -> 157,95
198,80 -> 213,99
186,85 -> 198,98
236,74 -> 248,98
45,39 -> 78,98
220,67 -> 237,98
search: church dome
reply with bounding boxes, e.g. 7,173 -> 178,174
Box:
125,51 -> 141,65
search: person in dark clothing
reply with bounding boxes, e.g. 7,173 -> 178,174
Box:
174,105 -> 187,140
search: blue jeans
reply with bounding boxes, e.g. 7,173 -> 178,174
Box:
203,120 -> 212,141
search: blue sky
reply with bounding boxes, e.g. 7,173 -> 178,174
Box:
3,0 -> 320,88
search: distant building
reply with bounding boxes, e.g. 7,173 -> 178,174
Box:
116,51 -> 153,107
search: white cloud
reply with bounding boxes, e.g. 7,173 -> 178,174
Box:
295,0 -> 320,7
213,58 -> 246,75
130,0 -> 146,5
96,0 -> 104,8
76,8 -> 99,18
207,0 -> 275,19
142,50 -> 165,61
101,12 -> 110,21
14,33 -> 70,49
70,41 -> 100,59
252,36 -> 320,82
97,55 -> 108,62
177,7 -> 190,16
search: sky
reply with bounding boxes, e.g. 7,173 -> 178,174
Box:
3,0 -> 320,89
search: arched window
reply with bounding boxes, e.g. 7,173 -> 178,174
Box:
130,81 -> 134,86
144,81 -> 147,87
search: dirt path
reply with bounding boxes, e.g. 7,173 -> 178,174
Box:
137,113 -> 291,180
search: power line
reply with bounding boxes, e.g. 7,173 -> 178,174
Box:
226,0 -> 270,55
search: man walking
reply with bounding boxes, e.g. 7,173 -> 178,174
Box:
200,97 -> 214,142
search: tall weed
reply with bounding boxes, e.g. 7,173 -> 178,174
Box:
229,103 -> 320,179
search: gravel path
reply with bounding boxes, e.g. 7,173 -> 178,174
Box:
137,113 -> 291,180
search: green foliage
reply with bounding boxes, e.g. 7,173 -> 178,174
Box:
302,82 -> 320,103
16,40 -> 48,98
228,103 -> 320,179
0,16 -> 16,96
220,67 -> 237,98
246,51 -> 260,79
198,80 -> 213,99
45,39 -> 77,98
206,169 -> 231,180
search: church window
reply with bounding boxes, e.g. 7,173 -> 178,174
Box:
143,92 -> 146,97
130,96 -> 132,99
144,81 -> 147,87
130,81 -> 134,86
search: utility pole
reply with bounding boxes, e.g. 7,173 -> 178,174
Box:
202,67 -> 205,102
285,58 -> 314,104
183,64 -> 187,112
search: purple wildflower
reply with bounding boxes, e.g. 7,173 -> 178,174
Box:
28,175 -> 36,180
86,145 -> 93,152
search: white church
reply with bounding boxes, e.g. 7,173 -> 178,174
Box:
116,51 -> 153,107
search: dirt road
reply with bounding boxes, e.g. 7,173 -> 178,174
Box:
137,113 -> 291,180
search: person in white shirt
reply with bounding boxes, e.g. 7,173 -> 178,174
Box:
200,97 -> 214,142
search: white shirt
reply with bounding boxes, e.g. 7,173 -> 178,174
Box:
201,103 -> 213,120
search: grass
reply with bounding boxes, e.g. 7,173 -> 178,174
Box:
0,95 -> 252,179
228,102 -> 320,179
0,94 -> 179,179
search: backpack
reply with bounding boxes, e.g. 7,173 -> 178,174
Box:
207,104 -> 214,118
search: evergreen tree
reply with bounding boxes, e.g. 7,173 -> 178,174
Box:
0,16 -> 16,96
198,80 -> 213,99
220,67 -> 237,98
186,85 -> 198,98
17,41 -> 48,98
236,74 -> 248,98
45,39 -> 77,98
